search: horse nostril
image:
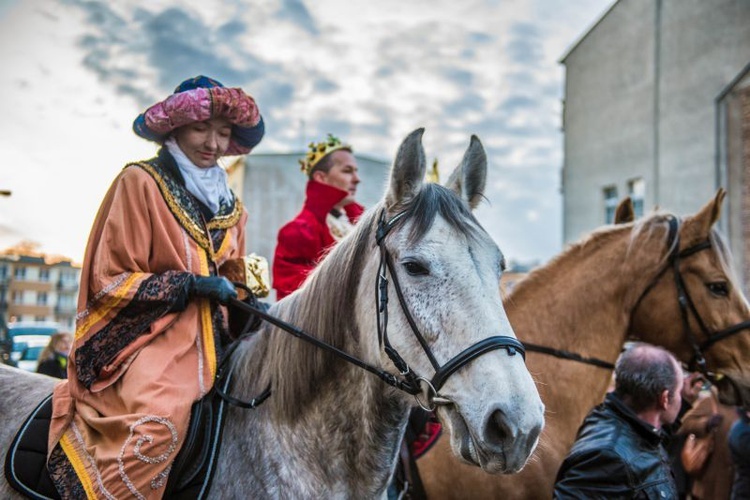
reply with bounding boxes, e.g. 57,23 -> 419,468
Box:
485,409 -> 511,447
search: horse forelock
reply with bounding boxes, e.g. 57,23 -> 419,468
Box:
394,183 -> 483,246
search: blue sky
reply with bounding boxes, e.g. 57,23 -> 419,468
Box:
0,0 -> 612,264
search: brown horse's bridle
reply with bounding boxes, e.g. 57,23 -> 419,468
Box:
633,215 -> 750,381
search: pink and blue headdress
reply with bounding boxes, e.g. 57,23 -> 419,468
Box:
133,75 -> 265,156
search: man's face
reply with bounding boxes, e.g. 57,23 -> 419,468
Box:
661,362 -> 684,426
314,150 -> 360,207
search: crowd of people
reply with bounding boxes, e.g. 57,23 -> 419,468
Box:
5,73 -> 747,499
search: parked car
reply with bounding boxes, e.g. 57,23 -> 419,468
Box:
8,321 -> 60,372
10,335 -> 52,372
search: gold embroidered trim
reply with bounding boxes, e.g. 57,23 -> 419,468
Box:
132,162 -> 243,253
76,273 -> 141,340
133,162 -> 211,251
207,198 -> 243,230
198,250 -> 217,380
60,432 -> 97,499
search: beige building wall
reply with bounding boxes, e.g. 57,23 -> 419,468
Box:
561,0 -> 750,282
0,250 -> 81,331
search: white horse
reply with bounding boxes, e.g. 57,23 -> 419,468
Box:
0,129 -> 544,498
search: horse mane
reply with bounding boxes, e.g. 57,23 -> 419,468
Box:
510,211 -> 676,297
231,183 -> 482,422
510,210 -> 739,303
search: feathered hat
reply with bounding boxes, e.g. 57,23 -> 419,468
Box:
299,133 -> 352,175
133,75 -> 265,156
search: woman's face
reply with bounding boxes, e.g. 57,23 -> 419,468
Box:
54,335 -> 72,355
174,117 -> 233,168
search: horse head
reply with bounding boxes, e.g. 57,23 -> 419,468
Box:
628,189 -> 750,407
371,128 -> 544,473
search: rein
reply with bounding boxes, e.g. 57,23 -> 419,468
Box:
215,208 -> 528,411
522,343 -> 614,370
214,283 -> 423,409
633,215 -> 750,381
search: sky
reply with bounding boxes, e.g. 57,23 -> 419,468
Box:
0,0 -> 613,265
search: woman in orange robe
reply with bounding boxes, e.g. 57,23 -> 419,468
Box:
47,76 -> 264,499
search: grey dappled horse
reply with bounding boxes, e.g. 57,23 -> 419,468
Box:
0,129 -> 544,498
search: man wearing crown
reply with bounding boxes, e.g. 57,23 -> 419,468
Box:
272,134 -> 364,299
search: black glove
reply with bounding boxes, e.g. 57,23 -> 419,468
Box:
190,276 -> 238,305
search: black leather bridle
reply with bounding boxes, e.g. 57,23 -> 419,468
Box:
633,215 -> 750,381
215,208 -> 527,410
375,209 -> 526,409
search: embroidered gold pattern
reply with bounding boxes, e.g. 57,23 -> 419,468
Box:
133,161 -> 243,257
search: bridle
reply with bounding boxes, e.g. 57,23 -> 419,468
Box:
375,209 -> 526,410
518,214 -> 750,377
216,208 -> 526,411
633,215 -> 750,381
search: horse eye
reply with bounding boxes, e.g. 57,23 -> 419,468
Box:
403,261 -> 429,276
707,282 -> 729,297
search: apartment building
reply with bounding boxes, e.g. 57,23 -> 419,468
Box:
0,244 -> 81,331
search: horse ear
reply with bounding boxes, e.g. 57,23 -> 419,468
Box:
386,128 -> 427,208
682,188 -> 726,243
444,135 -> 487,210
614,197 -> 635,224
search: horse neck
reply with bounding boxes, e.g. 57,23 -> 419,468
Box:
218,272 -> 411,495
505,225 -> 667,442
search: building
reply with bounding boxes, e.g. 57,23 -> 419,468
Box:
0,242 -> 81,332
228,152 -> 390,300
560,0 -> 750,282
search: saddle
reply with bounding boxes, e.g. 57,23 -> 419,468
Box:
5,375 -> 232,500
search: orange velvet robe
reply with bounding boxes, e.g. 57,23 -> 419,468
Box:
48,155 -> 246,499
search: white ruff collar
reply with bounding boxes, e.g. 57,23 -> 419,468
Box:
165,137 -> 233,214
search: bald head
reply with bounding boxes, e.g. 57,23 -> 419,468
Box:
614,343 -> 681,413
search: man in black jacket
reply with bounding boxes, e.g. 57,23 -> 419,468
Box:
554,343 -> 683,499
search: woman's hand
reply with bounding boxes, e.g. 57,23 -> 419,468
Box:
190,276 -> 238,304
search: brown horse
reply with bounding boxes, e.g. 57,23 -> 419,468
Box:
418,189 -> 750,499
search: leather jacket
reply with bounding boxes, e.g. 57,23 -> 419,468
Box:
554,392 -> 677,499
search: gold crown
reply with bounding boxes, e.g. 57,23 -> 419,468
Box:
299,133 -> 352,175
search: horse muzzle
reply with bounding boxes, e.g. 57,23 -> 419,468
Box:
440,402 -> 544,474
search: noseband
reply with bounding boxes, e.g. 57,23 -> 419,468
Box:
375,210 -> 525,410
634,215 -> 750,381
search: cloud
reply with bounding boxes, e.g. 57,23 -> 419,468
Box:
505,22 -> 544,64
0,0 -> 614,263
277,0 -> 318,35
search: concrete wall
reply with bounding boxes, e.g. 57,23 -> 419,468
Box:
562,0 -> 750,250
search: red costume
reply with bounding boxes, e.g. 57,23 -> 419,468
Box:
272,180 -> 364,299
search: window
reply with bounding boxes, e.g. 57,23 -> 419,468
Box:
0,265 -> 7,278
603,186 -> 618,224
628,178 -> 645,218
14,267 -> 26,280
12,291 -> 24,304
37,292 -> 48,305
39,268 -> 50,282
35,315 -> 47,322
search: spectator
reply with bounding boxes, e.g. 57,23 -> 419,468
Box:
554,343 -> 682,499
36,332 -> 73,379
